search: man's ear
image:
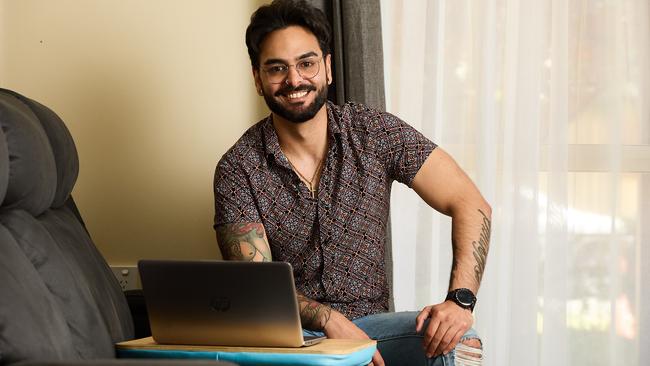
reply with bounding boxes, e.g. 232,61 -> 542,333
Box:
325,54 -> 333,85
253,67 -> 263,95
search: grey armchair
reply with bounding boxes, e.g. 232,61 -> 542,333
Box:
0,88 -> 232,366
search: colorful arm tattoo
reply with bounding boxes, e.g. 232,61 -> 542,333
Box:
216,222 -> 272,262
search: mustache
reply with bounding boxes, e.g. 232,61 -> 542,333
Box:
274,84 -> 316,97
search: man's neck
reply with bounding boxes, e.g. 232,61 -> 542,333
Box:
272,105 -> 329,162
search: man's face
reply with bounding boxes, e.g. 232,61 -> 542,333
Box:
254,26 -> 332,123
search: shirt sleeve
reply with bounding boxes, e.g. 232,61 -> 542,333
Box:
373,111 -> 437,187
213,154 -> 262,229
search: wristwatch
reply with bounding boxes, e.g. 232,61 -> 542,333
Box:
446,288 -> 477,312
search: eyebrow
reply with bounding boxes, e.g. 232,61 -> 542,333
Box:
263,51 -> 320,65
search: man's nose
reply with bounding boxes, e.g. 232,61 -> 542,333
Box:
284,65 -> 304,87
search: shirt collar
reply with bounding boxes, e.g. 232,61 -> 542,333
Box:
262,115 -> 283,162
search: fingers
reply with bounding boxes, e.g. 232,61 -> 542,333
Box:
431,324 -> 464,357
372,350 -> 385,366
422,315 -> 440,348
415,306 -> 431,332
440,328 -> 464,356
417,301 -> 478,360
324,311 -> 372,339
424,320 -> 452,358
423,303 -> 473,358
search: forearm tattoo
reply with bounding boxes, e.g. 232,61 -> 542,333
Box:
297,294 -> 332,331
216,223 -> 271,261
472,209 -> 491,284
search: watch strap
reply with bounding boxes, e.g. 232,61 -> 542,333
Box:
446,288 -> 477,312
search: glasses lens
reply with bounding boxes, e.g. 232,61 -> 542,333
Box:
265,65 -> 287,84
297,58 -> 320,79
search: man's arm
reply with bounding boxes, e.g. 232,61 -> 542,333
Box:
410,148 -> 492,358
215,222 -> 333,330
216,222 -> 384,365
216,223 -> 272,262
216,224 -> 332,328
294,293 -> 333,331
300,294 -> 385,365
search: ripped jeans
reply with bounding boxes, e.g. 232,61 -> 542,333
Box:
304,311 -> 483,366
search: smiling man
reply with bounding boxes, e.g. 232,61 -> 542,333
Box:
213,1 -> 490,365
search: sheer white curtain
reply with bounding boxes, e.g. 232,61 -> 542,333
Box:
381,1 -> 649,365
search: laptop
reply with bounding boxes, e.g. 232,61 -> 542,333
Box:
138,259 -> 326,347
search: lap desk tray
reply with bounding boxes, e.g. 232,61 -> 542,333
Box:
116,337 -> 376,366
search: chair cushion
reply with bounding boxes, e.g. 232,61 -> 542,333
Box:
38,206 -> 135,343
5,92 -> 79,208
0,224 -> 77,364
0,114 -> 8,205
0,91 -> 56,215
0,209 -> 115,359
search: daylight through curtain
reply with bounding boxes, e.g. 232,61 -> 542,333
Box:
381,1 -> 650,365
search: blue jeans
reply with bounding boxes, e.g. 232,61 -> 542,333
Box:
304,311 -> 483,365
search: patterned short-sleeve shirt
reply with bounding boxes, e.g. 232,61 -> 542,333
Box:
214,101 -> 436,320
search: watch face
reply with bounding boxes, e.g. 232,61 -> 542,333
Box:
456,289 -> 474,306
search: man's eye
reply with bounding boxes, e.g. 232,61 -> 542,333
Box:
299,61 -> 314,68
268,65 -> 287,73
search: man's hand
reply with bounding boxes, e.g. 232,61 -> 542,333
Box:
416,300 -> 473,358
324,310 -> 385,366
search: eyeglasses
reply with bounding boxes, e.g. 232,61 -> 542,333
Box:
261,57 -> 322,84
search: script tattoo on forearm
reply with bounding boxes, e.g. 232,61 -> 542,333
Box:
472,209 -> 491,284
216,223 -> 271,262
297,294 -> 332,331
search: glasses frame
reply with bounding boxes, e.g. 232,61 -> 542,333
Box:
261,56 -> 324,84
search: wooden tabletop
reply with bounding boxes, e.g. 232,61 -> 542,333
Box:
116,337 -> 376,355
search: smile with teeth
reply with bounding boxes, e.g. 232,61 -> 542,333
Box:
287,90 -> 308,99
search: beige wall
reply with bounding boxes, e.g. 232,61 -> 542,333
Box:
0,0 -> 269,265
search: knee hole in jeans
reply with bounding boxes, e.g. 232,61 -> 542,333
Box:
455,338 -> 483,366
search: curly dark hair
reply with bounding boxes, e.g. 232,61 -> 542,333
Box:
245,0 -> 331,69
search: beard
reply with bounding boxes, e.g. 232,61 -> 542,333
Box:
263,82 -> 328,123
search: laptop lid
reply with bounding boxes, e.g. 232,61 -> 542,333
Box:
138,260 -> 321,347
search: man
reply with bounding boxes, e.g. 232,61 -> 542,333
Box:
213,1 -> 490,365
